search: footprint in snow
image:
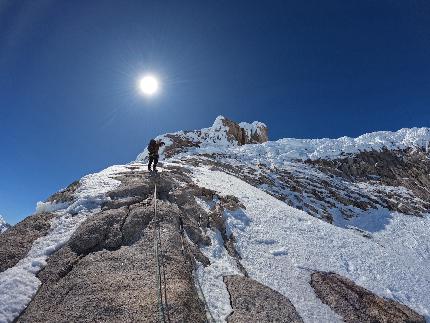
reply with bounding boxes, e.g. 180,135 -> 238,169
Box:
255,238 -> 278,245
271,249 -> 289,256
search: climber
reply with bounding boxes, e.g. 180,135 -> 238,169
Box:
147,139 -> 165,171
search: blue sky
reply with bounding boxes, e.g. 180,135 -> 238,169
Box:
1,0 -> 429,224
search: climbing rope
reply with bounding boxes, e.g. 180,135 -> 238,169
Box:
153,179 -> 213,323
153,184 -> 167,323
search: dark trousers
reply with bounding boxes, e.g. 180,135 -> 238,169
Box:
148,154 -> 159,170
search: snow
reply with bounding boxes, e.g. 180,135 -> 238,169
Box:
136,116 -> 266,161
36,201 -> 69,214
191,167 -> 430,322
204,127 -> 430,164
0,210 -> 88,322
0,163 -> 147,323
195,229 -> 241,322
0,215 -> 9,233
238,120 -> 266,138
136,115 -> 430,164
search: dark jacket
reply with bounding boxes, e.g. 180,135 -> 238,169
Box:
148,139 -> 165,157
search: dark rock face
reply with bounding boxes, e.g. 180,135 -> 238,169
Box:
221,117 -> 268,145
47,180 -> 80,203
310,272 -> 425,323
189,147 -> 430,226
224,275 -> 303,323
0,212 -> 55,272
307,148 -> 430,214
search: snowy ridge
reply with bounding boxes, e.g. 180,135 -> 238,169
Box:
136,116 -> 266,161
137,116 -> 430,163
0,215 -> 10,233
194,127 -> 430,163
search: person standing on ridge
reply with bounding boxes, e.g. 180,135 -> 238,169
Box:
147,139 -> 165,171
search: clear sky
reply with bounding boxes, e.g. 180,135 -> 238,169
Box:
1,0 -> 429,224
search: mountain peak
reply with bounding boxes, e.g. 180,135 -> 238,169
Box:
0,215 -> 10,233
2,122 -> 429,322
136,116 -> 268,161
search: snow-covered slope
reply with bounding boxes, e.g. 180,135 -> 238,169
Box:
0,215 -> 10,233
137,120 -> 430,163
192,167 -> 430,322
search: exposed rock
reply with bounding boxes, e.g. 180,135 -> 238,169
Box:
47,180 -> 80,203
224,275 -> 303,323
188,148 -> 430,226
307,148 -> 430,213
137,116 -> 269,161
17,168 -> 249,323
163,133 -> 202,158
221,117 -> 268,145
0,212 -> 55,272
18,199 -> 207,323
101,196 -> 145,211
68,207 -> 129,254
310,271 -> 425,323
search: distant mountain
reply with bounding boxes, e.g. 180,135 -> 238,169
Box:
0,215 -> 11,234
0,116 -> 428,323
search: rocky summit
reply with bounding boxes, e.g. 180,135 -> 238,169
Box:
1,116 -> 429,323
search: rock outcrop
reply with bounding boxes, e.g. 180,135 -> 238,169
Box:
224,275 -> 303,323
189,145 -> 430,226
16,168 -> 251,322
0,212 -> 55,272
137,116 -> 268,160
307,147 -> 430,211
310,272 -> 426,323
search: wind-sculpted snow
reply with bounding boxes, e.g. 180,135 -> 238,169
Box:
201,127 -> 430,163
191,167 -> 430,322
136,116 -> 268,161
137,117 -> 429,163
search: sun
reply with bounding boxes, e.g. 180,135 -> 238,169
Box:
138,74 -> 159,96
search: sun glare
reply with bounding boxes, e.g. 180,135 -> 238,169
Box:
138,75 -> 159,96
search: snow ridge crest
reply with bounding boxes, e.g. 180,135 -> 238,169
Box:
136,116 -> 268,161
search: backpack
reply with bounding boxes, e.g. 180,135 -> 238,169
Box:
148,139 -> 157,154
